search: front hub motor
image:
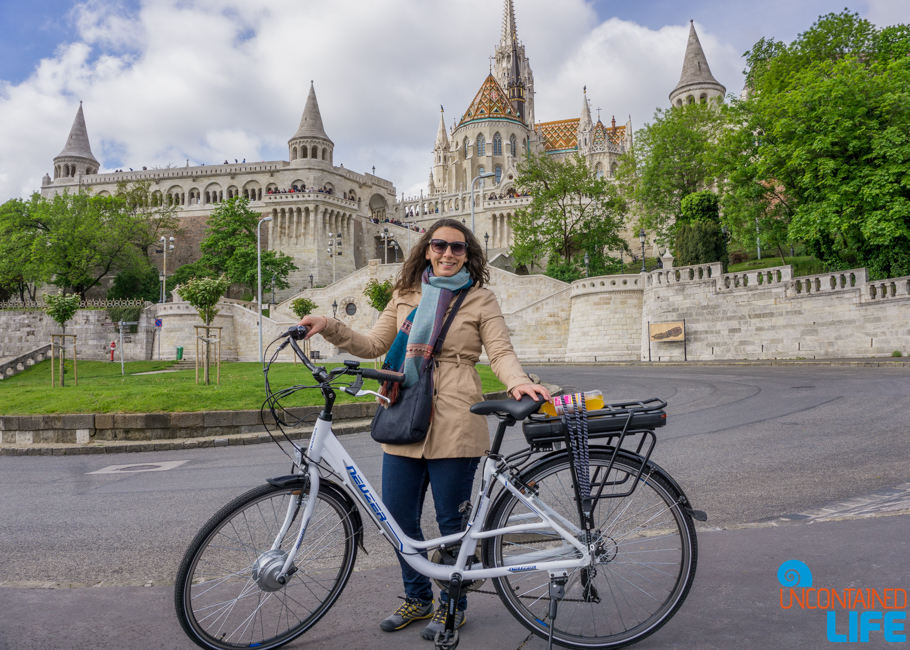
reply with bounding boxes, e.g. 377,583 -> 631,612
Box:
251,549 -> 291,592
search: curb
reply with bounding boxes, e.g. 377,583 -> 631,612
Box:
522,359 -> 910,368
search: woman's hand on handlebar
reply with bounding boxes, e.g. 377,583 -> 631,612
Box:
510,383 -> 551,402
296,315 -> 328,340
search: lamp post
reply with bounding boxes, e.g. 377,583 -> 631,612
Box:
332,300 -> 338,318
755,217 -> 762,260
380,228 -> 394,265
158,235 -> 174,303
639,228 -> 647,273
309,274 -> 313,289
484,232 -> 489,258
471,172 -> 495,234
257,215 -> 273,363
584,251 -> 590,278
392,240 -> 399,263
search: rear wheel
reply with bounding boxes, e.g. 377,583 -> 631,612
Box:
175,483 -> 357,650
482,450 -> 696,649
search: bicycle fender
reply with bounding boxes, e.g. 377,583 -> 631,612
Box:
266,475 -> 368,553
512,448 -> 706,520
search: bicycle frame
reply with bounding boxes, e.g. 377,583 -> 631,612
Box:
274,415 -> 591,582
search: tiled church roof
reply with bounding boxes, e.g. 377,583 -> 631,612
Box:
460,74 -> 524,126
592,120 -> 626,149
538,119 -> 578,152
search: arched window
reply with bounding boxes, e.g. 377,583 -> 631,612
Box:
610,162 -> 618,178
494,166 -> 502,184
311,145 -> 318,158
291,146 -> 297,160
510,134 -> 517,157
476,134 -> 485,156
493,133 -> 502,156
301,146 -> 308,159
322,147 -> 327,160
478,166 -> 485,178
595,163 -> 603,179
463,137 -> 469,157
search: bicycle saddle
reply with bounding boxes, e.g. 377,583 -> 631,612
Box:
470,394 -> 546,420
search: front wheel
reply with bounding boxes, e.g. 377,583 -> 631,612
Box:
482,450 -> 697,649
175,482 -> 358,650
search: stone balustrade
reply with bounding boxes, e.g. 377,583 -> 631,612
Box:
719,265 -> 792,291
571,274 -> 643,296
0,345 -> 52,380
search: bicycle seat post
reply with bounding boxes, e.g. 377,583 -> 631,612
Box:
489,415 -> 515,457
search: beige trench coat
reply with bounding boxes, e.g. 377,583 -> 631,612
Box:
321,284 -> 531,459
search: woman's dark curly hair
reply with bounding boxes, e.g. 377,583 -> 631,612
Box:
393,218 -> 490,294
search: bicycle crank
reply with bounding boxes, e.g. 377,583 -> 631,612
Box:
251,550 -> 296,592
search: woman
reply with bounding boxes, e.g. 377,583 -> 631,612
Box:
297,218 -> 550,639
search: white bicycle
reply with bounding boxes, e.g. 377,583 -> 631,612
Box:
175,325 -> 705,650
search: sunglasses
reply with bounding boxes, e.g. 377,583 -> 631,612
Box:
429,239 -> 468,256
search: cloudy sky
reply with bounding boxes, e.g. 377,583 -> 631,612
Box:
1,0 -> 908,203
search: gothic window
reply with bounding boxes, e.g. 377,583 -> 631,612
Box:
510,134 -> 517,157
478,167 -> 485,178
595,163 -> 603,179
476,134 -> 485,156
611,162 -> 618,178
463,137 -> 469,157
495,166 -> 502,184
493,133 -> 502,156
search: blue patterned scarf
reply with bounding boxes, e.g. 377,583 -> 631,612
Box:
380,266 -> 473,404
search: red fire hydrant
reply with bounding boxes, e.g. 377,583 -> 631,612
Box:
110,341 -> 116,361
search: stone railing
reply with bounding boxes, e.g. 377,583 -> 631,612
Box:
647,262 -> 724,287
0,345 -> 52,380
784,268 -> 867,298
571,274 -> 643,296
0,299 -> 152,310
717,265 -> 792,291
263,192 -> 359,208
864,275 -> 910,302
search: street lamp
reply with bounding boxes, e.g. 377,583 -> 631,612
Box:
755,217 -> 762,260
639,228 -> 647,273
158,235 -> 175,303
484,232 -> 489,258
380,228 -> 394,265
257,215 -> 273,363
332,300 -> 338,318
584,251 -> 590,278
471,171 -> 495,234
309,274 -> 314,289
392,240 -> 399,263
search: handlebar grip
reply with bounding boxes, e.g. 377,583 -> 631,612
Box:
286,325 -> 309,340
362,368 -> 405,383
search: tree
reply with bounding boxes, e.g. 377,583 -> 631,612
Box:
166,261 -> 218,296
616,102 -> 726,243
44,293 -> 82,387
109,266 -> 160,302
177,275 -> 230,385
679,191 -> 720,224
511,153 -> 627,279
0,198 -> 41,302
362,279 -> 393,312
674,222 -> 728,269
720,12 -> 910,278
199,197 -> 298,296
290,297 -> 318,319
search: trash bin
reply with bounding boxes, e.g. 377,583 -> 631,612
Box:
176,346 -> 184,360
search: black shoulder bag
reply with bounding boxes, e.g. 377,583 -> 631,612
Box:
370,288 -> 470,445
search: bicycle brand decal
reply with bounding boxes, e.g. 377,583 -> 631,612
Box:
346,465 -> 387,522
776,560 -> 907,643
508,566 -> 537,572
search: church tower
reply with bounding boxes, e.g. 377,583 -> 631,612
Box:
289,82 -> 334,165
576,87 -> 594,154
53,102 -> 100,180
493,0 -> 535,125
669,21 -> 726,107
432,106 -> 449,194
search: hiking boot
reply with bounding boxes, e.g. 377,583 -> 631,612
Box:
379,597 -> 434,632
420,601 -> 465,640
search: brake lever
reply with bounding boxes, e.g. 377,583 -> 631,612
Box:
351,388 -> 391,405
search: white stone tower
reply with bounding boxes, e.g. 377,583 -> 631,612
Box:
53,102 -> 100,180
576,87 -> 594,154
289,82 -> 334,165
669,21 -> 726,107
493,0 -> 535,125
432,106 -> 449,194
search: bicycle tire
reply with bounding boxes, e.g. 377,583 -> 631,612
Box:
482,450 -> 697,649
175,482 -> 357,650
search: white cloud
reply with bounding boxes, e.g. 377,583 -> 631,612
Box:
864,0 -> 910,27
0,0 -> 744,203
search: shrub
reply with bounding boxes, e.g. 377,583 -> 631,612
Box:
892,351 -> 902,358
290,297 -> 318,319
106,305 -> 142,332
363,279 -> 393,312
679,191 -> 720,224
108,266 -> 160,302
177,275 -> 230,325
674,221 -> 728,268
728,250 -> 747,265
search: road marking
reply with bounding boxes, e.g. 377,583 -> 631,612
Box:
88,460 -> 188,475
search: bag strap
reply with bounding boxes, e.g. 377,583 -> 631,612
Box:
432,285 -> 471,357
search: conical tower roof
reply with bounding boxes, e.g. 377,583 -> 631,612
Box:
459,74 -> 524,127
55,102 -> 98,163
291,82 -> 332,143
579,88 -> 593,131
501,0 -> 518,49
670,21 -> 725,101
434,106 -> 449,150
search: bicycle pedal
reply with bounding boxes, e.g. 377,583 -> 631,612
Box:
434,628 -> 459,650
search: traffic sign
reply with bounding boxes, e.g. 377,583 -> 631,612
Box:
155,319 -> 163,327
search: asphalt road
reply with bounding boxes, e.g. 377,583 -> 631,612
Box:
1,364 -> 909,649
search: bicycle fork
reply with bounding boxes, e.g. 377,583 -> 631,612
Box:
274,463 -> 321,581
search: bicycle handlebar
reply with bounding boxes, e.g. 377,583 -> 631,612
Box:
361,368 -> 405,384
279,326 -> 404,385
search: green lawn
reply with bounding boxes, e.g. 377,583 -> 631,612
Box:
0,360 -> 506,415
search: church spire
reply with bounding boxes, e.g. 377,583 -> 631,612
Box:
669,21 -> 726,106
434,105 -> 449,150
501,0 -> 518,49
56,102 -> 98,163
291,81 -> 332,142
579,87 -> 593,131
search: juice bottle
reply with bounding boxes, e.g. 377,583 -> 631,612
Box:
540,390 -> 605,416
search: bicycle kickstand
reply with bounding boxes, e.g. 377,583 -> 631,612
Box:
545,572 -> 568,650
434,574 -> 463,650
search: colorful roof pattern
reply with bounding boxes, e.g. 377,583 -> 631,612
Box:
460,75 -> 524,126
592,120 -> 626,149
539,119 -> 579,152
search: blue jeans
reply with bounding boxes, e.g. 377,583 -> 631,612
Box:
381,453 -> 480,610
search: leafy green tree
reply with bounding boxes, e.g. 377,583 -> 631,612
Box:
199,197 -> 298,295
166,261 -> 217,296
674,222 -> 728,269
720,11 -> 910,278
290,297 -> 318,319
177,275 -> 230,385
679,191 -> 720,224
109,266 -> 160,302
616,102 -> 726,243
44,293 -> 82,387
511,153 -> 627,277
362,279 -> 393,312
0,198 -> 41,301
